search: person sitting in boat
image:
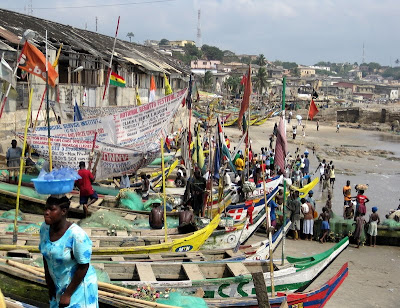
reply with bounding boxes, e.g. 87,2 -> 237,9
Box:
149,202 -> 164,229
120,173 -> 132,189
76,161 -> 98,217
178,205 -> 197,234
174,171 -> 187,188
40,195 -> 98,307
190,169 -> 207,216
137,173 -> 150,201
6,139 -> 22,183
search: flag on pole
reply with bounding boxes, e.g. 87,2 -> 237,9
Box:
110,71 -> 126,87
217,116 -> 236,172
164,74 -> 172,95
149,75 -> 156,102
52,43 -> 63,68
0,57 -> 16,89
136,84 -> 142,106
238,66 -> 251,127
18,42 -> 58,87
274,115 -> 287,175
308,99 -> 319,120
73,101 -> 83,122
186,74 -> 193,109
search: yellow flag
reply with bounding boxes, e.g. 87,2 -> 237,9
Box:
164,73 -> 172,96
136,84 -> 142,106
52,43 -> 63,68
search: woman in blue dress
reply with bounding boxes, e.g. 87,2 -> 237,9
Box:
39,196 -> 98,307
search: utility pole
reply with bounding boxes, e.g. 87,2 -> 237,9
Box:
362,42 -> 365,64
197,9 -> 202,48
95,16 -> 98,32
27,0 -> 33,15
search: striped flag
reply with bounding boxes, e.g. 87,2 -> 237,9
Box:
238,65 -> 251,127
149,75 -> 156,102
274,115 -> 287,175
110,71 -> 126,87
217,116 -> 236,172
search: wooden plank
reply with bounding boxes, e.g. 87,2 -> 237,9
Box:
83,228 -> 92,236
252,271 -> 270,308
70,202 -> 80,209
136,263 -> 156,281
111,256 -> 125,262
123,214 -> 137,221
91,198 -> 103,207
149,254 -> 162,260
16,240 -> 26,246
225,249 -> 242,257
117,230 -> 128,237
182,264 -> 206,280
186,252 -> 205,261
227,262 -> 251,277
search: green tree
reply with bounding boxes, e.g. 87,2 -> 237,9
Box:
184,43 -> 202,58
201,44 -> 224,61
253,67 -> 268,95
395,59 -> 400,66
126,32 -> 134,42
225,76 -> 241,94
223,50 -> 239,63
240,56 -> 251,65
255,54 -> 266,66
202,71 -> 213,91
159,38 -> 169,46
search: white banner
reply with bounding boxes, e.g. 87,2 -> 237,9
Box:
25,89 -> 187,179
50,101 -> 135,121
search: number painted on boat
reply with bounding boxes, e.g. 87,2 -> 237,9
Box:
175,245 -> 193,252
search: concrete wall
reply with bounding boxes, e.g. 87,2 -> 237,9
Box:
336,108 -> 360,123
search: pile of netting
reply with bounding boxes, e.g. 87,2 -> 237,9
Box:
382,219 -> 400,230
314,212 -> 365,242
118,189 -> 173,211
0,182 -> 47,200
131,217 -> 179,229
5,223 -> 41,234
1,209 -> 24,221
78,211 -> 135,232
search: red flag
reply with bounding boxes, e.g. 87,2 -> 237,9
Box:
238,66 -> 251,128
18,42 -> 59,87
240,74 -> 247,85
274,116 -> 287,175
308,99 -> 319,120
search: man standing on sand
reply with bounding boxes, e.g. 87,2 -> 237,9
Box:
317,120 -> 319,131
6,139 -> 22,182
76,161 -> 98,217
306,190 -> 316,210
343,180 -> 353,219
336,123 -> 340,133
368,207 -> 380,247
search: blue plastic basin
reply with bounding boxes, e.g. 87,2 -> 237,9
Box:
31,179 -> 75,195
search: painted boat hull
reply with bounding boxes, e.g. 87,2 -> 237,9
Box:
205,262 -> 349,307
113,237 -> 349,299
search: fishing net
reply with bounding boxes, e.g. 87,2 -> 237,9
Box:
382,219 -> 400,230
131,217 -> 179,229
156,292 -> 208,308
119,191 -> 144,211
0,182 -> 48,200
93,266 -> 111,283
1,209 -> 25,221
5,223 -> 41,234
78,211 -> 134,231
314,212 -> 366,243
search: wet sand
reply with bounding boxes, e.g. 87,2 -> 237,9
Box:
225,118 -> 400,306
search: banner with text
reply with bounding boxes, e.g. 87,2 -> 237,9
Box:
26,89 -> 187,179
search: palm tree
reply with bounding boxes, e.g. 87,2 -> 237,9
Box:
256,54 -> 266,66
395,59 -> 400,66
127,32 -> 134,42
254,67 -> 268,95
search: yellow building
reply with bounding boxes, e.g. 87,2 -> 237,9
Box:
299,66 -> 316,78
169,40 -> 196,47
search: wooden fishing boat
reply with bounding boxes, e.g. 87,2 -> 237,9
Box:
252,111 -> 274,126
0,238 -> 348,301
205,262 -> 349,307
0,211 -> 221,255
223,117 -> 238,127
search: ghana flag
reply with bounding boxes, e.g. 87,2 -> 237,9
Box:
110,71 -> 126,87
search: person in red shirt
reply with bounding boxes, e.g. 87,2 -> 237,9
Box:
355,189 -> 369,219
76,161 -> 98,217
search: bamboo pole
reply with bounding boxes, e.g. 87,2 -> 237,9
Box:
98,290 -> 179,308
281,77 -> 287,266
260,157 -> 275,296
12,87 -> 33,244
161,137 -> 168,243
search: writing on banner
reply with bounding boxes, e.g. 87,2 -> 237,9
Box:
28,89 -> 187,179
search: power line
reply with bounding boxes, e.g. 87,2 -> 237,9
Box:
6,0 -> 179,10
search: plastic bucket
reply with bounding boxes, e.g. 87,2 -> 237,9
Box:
31,179 -> 75,195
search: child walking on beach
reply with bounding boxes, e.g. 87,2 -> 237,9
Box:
368,207 -> 380,247
354,213 -> 366,248
319,207 -> 330,243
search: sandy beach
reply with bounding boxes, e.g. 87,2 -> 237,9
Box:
225,117 -> 400,306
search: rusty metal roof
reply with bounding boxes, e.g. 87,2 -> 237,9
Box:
0,8 -> 190,75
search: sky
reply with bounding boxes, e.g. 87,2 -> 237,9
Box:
2,0 -> 400,66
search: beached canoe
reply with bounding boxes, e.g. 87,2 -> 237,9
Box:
223,117 -> 238,127
205,262 -> 349,307
0,212 -> 221,255
48,237 -> 348,299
